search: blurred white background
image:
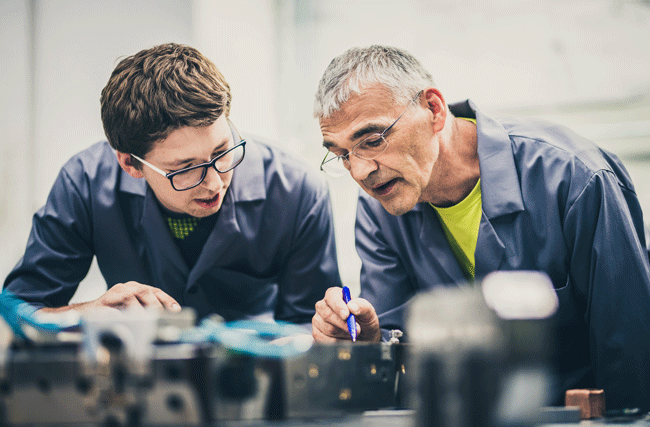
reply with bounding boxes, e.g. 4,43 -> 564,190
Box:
2,0 -> 650,302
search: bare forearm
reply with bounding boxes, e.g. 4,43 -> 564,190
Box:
36,301 -> 94,314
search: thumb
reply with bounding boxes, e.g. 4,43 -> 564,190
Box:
347,298 -> 377,324
347,298 -> 381,343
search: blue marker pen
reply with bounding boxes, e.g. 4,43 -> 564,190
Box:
342,286 -> 357,342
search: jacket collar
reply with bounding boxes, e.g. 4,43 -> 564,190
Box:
409,100 -> 524,219
450,99 -> 524,219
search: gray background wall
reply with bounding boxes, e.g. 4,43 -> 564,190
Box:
2,0 -> 649,301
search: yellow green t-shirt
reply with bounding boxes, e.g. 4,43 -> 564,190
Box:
430,178 -> 482,280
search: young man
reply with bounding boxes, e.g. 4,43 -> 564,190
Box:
4,43 -> 341,324
311,45 -> 650,410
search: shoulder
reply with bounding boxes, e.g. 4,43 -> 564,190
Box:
56,141 -> 144,199
61,141 -> 121,181
498,117 -> 634,188
500,118 -> 613,171
488,117 -> 640,215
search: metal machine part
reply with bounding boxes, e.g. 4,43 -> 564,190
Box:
1,281 -> 649,427
408,271 -> 559,427
2,341 -> 212,426
0,307 -> 404,426
279,341 -> 403,419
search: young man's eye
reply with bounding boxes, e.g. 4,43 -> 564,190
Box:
170,164 -> 193,174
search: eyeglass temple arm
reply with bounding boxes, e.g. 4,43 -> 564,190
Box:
320,151 -> 331,170
130,153 -> 169,178
382,90 -> 423,136
227,117 -> 244,142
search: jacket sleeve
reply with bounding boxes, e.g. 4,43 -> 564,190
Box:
355,191 -> 414,337
274,173 -> 342,324
564,169 -> 650,411
3,166 -> 94,308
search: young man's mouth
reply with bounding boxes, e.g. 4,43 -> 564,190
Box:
195,193 -> 220,209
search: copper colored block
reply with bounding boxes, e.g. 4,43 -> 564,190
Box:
565,389 -> 605,419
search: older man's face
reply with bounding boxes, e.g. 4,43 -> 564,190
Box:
319,86 -> 440,216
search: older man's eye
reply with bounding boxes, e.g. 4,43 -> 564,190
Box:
361,136 -> 384,149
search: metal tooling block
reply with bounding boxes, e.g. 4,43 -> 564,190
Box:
276,342 -> 405,419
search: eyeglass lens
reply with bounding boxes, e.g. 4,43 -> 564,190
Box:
171,143 -> 245,190
321,136 -> 388,176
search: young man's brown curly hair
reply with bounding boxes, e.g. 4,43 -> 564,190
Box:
100,43 -> 231,161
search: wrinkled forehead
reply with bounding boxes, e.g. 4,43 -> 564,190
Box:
319,88 -> 404,149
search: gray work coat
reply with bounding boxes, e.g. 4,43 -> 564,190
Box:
356,100 -> 650,410
5,132 -> 342,323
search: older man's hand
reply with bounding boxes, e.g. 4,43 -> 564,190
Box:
312,286 -> 381,343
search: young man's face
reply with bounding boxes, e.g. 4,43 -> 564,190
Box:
124,114 -> 237,218
319,86 -> 444,216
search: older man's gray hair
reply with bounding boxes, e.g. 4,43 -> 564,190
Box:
313,45 -> 435,119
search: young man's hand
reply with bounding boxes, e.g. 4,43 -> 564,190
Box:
312,286 -> 381,343
38,282 -> 181,314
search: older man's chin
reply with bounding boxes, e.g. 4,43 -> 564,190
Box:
378,195 -> 418,217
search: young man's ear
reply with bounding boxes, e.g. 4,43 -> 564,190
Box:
422,87 -> 447,133
116,152 -> 144,179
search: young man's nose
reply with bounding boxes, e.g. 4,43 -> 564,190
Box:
200,166 -> 224,191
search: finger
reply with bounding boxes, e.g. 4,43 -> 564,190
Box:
347,298 -> 381,342
347,298 -> 377,323
135,289 -> 165,310
312,312 -> 351,340
312,326 -> 340,344
120,294 -> 146,310
312,315 -> 349,343
101,282 -> 146,308
111,282 -> 180,312
315,299 -> 349,332
151,289 -> 181,312
323,287 -> 351,319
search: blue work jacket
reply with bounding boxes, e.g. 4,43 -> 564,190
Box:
356,100 -> 650,410
4,132 -> 342,323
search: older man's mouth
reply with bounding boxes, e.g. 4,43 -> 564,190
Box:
372,179 -> 398,196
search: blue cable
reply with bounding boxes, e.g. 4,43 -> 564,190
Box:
180,318 -> 312,358
0,290 -> 74,338
1,291 -> 312,358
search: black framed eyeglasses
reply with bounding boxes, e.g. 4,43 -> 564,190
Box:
131,119 -> 246,191
320,90 -> 423,177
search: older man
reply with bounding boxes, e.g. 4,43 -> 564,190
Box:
311,45 -> 650,410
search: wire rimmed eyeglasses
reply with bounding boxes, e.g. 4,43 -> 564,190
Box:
131,119 -> 246,191
319,90 -> 423,177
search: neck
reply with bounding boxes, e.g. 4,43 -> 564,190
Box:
426,116 -> 480,207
